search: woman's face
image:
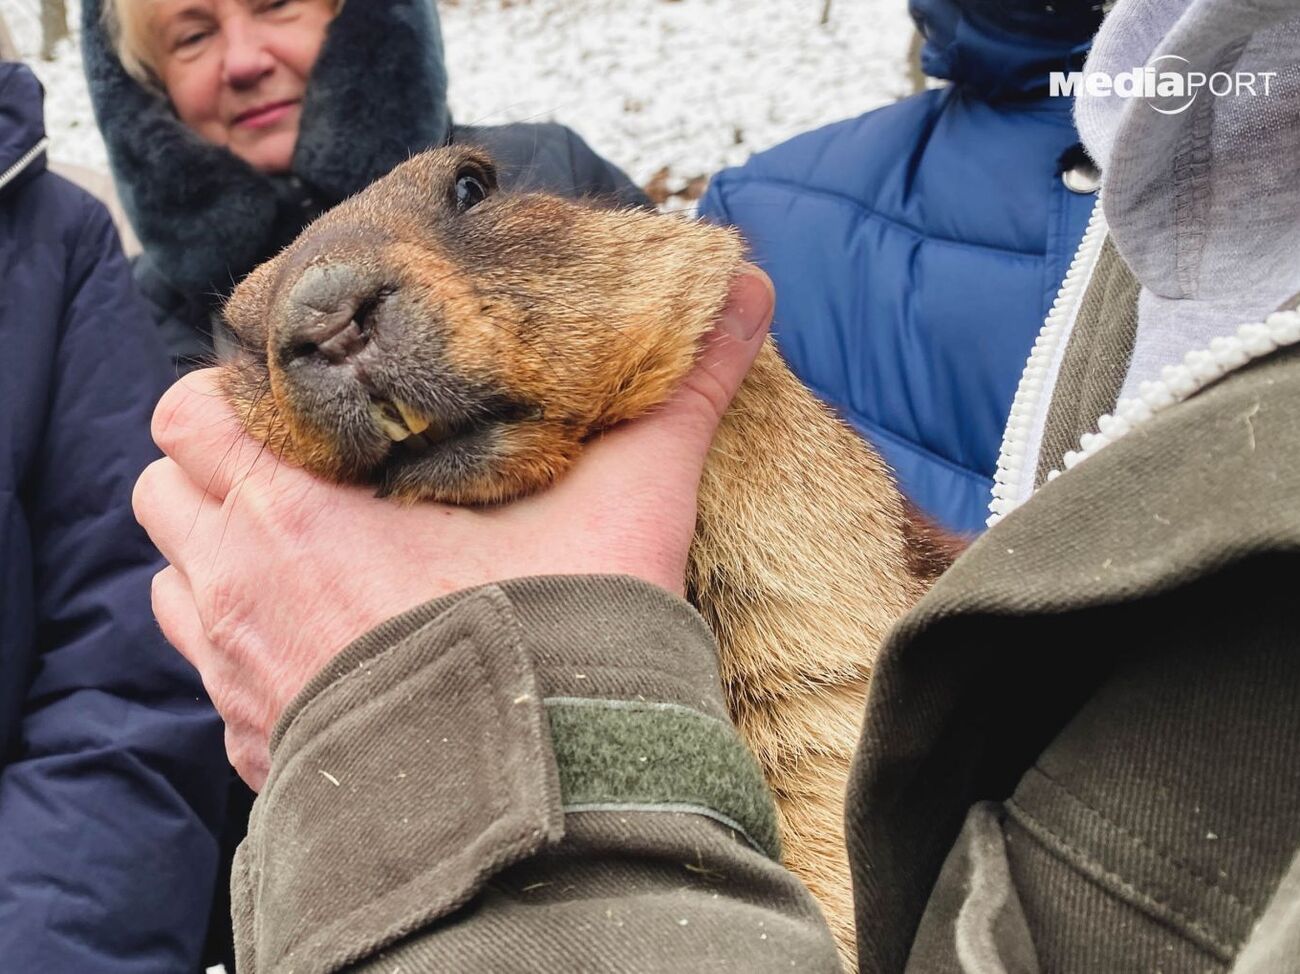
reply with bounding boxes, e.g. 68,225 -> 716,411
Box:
151,0 -> 336,173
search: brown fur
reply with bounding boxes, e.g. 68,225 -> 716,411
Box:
222,146 -> 942,967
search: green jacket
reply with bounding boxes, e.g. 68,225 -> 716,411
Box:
846,246 -> 1300,972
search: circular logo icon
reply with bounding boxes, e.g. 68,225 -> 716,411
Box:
1149,54 -> 1197,115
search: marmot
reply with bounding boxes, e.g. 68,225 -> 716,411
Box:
222,145 -> 941,967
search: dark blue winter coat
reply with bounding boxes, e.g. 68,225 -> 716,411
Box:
0,63 -> 226,970
700,0 -> 1103,534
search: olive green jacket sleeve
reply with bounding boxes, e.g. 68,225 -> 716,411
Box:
232,576 -> 838,974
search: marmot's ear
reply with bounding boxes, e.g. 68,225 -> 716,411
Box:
223,250 -> 291,356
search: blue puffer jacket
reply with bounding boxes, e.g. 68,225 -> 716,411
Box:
0,63 -> 226,970
700,0 -> 1102,534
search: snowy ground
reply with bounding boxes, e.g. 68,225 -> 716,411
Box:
3,0 -> 915,203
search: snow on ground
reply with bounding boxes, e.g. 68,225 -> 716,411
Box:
4,0 -> 914,201
438,0 -> 915,201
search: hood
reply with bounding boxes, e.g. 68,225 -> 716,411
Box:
0,63 -> 49,199
909,0 -> 1104,99
1077,0 -> 1300,401
81,0 -> 451,298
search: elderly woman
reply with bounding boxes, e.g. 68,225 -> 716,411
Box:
84,0 -> 647,367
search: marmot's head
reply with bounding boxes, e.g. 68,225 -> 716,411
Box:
222,146 -> 744,503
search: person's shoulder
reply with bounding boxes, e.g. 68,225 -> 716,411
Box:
12,170 -> 158,327
7,167 -> 113,242
708,90 -> 950,203
455,119 -> 575,145
452,120 -> 583,185
451,122 -> 647,207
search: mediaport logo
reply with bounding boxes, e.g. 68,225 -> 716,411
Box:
1050,55 -> 1278,115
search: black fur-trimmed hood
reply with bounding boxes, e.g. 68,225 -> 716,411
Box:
81,0 -> 451,297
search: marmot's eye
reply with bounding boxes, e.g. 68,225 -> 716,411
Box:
454,170 -> 490,212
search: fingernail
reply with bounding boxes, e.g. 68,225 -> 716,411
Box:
719,267 -> 775,341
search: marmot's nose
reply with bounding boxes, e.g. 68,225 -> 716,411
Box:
281,263 -> 385,365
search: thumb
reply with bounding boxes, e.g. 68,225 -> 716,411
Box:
673,263 -> 776,427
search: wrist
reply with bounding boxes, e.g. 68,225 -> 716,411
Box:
270,574 -> 730,757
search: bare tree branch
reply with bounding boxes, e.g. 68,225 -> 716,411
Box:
907,29 -> 926,94
0,10 -> 18,61
41,0 -> 70,61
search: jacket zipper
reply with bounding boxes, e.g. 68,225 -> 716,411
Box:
987,196 -> 1108,526
0,136 -> 49,195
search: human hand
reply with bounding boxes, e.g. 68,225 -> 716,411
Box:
133,267 -> 774,790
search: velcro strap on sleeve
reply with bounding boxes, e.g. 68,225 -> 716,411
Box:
547,697 -> 781,859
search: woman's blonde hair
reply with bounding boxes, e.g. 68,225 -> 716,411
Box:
100,0 -> 160,86
100,0 -> 347,88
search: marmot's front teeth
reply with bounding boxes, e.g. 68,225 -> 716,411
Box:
369,397 -> 445,443
368,399 -> 414,442
394,399 -> 432,436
